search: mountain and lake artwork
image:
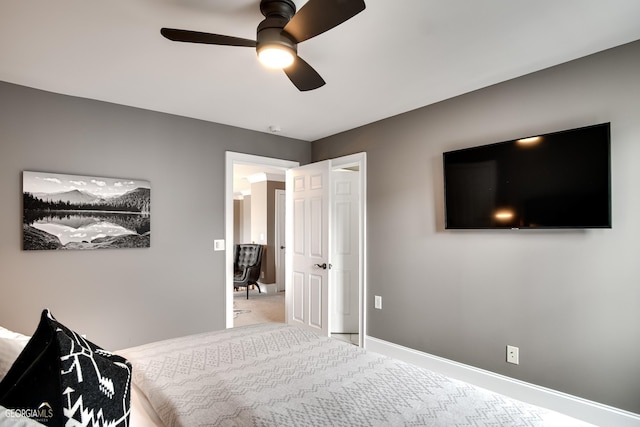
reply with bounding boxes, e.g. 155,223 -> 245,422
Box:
23,171 -> 150,250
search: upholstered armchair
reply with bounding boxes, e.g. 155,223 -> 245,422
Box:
233,244 -> 264,299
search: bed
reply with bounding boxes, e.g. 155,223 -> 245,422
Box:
3,321 -> 594,426
117,323 -> 594,427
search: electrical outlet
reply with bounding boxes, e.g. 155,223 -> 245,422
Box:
374,296 -> 382,310
506,345 -> 519,365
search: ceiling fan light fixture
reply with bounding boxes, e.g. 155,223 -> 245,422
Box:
160,0 -> 366,90
257,44 -> 295,69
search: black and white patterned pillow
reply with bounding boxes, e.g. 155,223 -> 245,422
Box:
0,309 -> 131,426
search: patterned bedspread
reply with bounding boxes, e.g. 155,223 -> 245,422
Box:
118,323 -> 591,427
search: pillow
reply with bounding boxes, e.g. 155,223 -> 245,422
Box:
0,326 -> 30,380
0,310 -> 132,426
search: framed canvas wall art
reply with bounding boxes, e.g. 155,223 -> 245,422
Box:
22,171 -> 150,250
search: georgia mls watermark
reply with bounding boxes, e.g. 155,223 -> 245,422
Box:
4,402 -> 54,423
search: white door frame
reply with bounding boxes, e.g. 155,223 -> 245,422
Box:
225,152 -> 299,328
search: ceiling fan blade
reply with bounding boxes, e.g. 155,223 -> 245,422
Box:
283,0 -> 365,43
284,56 -> 325,91
161,28 -> 256,47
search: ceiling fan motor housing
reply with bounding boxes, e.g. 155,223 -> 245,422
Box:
257,0 -> 298,55
259,0 -> 295,18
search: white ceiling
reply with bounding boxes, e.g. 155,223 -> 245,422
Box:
1,1 -> 640,142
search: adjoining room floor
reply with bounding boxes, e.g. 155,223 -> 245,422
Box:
233,288 -> 285,327
233,287 -> 360,346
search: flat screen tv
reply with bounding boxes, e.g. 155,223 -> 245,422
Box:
443,123 -> 611,229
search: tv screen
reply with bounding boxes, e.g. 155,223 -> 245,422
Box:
443,123 -> 611,229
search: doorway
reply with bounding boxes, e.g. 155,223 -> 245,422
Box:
225,153 -> 298,329
225,152 -> 366,347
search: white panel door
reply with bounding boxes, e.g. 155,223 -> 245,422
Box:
330,170 -> 360,333
286,160 -> 331,336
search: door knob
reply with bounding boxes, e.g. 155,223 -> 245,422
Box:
314,263 -> 328,270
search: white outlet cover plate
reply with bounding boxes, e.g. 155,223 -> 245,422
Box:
507,345 -> 519,364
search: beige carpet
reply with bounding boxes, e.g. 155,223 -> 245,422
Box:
233,288 -> 285,327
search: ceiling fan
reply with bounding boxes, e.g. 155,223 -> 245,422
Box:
161,0 -> 366,91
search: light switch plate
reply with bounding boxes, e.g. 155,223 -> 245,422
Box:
214,239 -> 225,251
374,295 -> 382,309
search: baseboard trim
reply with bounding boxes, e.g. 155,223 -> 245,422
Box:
365,336 -> 640,427
261,283 -> 277,293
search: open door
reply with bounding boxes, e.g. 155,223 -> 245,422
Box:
286,160 -> 331,336
285,153 -> 366,343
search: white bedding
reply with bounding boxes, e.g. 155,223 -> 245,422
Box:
130,383 -> 166,427
118,323 -> 594,427
0,326 -> 30,380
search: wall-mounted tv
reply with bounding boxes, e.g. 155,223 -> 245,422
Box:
443,123 -> 611,229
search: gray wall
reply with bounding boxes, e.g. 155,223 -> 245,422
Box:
0,81 -> 311,350
313,40 -> 640,413
249,180 -> 285,284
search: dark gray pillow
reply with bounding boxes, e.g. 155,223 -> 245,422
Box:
0,310 -> 131,426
